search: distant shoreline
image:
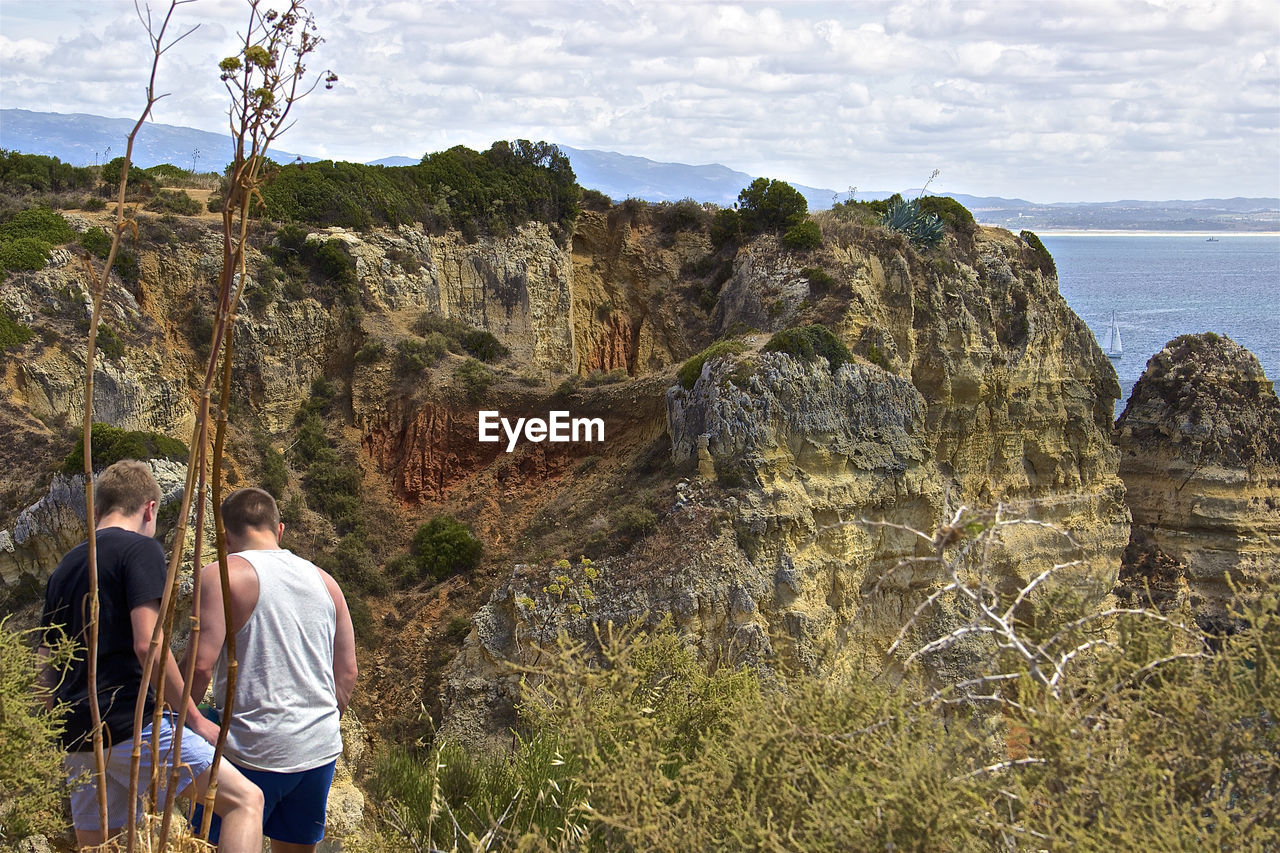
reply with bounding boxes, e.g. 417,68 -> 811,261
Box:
986,227 -> 1280,238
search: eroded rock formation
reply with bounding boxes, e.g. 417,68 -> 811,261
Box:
1114,333 -> 1280,625
440,225 -> 1131,745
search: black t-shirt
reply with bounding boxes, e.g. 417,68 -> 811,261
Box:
41,526 -> 167,751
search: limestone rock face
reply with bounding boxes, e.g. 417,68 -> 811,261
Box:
440,227 -> 1131,746
332,222 -> 577,373
0,459 -> 189,587
1114,334 -> 1280,623
569,210 -> 712,375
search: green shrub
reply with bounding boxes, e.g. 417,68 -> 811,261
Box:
801,266 -> 836,294
96,323 -> 125,361
385,245 -> 420,274
0,236 -> 52,271
657,198 -> 709,233
459,328 -> 508,363
394,337 -> 441,377
258,140 -> 581,243
454,358 -> 494,402
677,339 -> 748,390
0,619 -> 68,843
99,156 -> 156,198
79,226 -> 112,258
709,207 -> 741,248
0,305 -> 34,352
736,178 -> 808,235
580,188 -> 613,211
302,447 -> 362,531
611,504 -> 658,541
780,219 -> 822,250
60,422 -> 188,474
762,324 -> 852,373
0,206 -> 76,244
0,151 -> 96,195
354,338 -> 387,365
144,188 -> 202,215
866,341 -> 890,370
1020,229 -> 1057,276
411,515 -> 482,582
918,195 -> 976,235
255,431 -> 289,499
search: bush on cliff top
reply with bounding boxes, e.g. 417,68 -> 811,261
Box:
60,422 -> 189,475
762,324 -> 852,373
257,140 -> 580,243
677,339 -> 748,390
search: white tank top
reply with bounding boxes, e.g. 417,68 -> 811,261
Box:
212,549 -> 342,772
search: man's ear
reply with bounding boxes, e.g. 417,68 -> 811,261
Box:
144,500 -> 158,522
276,522 -> 285,544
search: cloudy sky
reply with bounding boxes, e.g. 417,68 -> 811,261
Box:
2,0 -> 1277,202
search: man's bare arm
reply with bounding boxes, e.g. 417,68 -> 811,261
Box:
181,562 -> 228,707
131,601 -> 219,743
321,570 -> 358,715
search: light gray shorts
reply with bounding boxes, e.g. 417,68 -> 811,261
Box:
64,714 -> 215,833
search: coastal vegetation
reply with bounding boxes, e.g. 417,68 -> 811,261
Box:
363,517 -> 1279,852
256,139 -> 581,242
4,9 -> 1276,850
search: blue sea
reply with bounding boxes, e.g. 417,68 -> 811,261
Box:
1038,234 -> 1280,410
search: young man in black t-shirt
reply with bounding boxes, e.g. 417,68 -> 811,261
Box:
39,459 -> 263,851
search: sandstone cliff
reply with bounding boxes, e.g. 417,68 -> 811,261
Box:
1114,333 -> 1280,625
1,201 -> 1131,755
439,222 -> 1131,745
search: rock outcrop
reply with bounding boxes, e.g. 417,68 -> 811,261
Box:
1114,333 -> 1280,624
440,225 -> 1132,746
0,459 -> 189,588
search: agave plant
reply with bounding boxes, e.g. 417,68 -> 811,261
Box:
880,198 -> 945,250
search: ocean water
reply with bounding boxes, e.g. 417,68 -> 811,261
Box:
1038,234 -> 1280,410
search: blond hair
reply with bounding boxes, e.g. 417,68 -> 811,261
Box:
95,460 -> 161,520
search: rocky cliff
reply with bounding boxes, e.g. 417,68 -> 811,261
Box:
1114,333 -> 1280,625
439,221 -> 1131,745
2,201 -> 1131,751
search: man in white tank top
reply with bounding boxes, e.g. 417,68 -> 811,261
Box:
184,488 -> 358,852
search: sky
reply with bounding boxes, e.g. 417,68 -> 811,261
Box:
1,0 -> 1278,203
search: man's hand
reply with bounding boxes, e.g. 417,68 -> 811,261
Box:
189,708 -> 221,745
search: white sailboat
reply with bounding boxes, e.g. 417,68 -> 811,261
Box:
1101,311 -> 1123,360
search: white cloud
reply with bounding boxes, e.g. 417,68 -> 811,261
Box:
0,0 -> 1276,201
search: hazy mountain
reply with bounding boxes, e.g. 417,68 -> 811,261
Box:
3,109 -> 1276,230
557,145 -> 844,209
0,108 -> 315,170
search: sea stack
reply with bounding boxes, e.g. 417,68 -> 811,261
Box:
1114,333 -> 1280,627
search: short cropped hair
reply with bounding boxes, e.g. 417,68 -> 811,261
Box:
221,488 -> 280,539
95,460 -> 161,520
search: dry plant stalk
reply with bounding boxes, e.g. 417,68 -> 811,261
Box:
100,1 -> 332,848
69,1 -> 198,844
868,502 -> 1202,705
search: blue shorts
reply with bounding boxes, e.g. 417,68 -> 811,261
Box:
199,759 -> 337,845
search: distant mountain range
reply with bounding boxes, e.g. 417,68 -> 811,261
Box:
3,109 -> 1277,231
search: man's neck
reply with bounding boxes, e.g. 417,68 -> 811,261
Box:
229,530 -> 283,552
96,510 -> 144,535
